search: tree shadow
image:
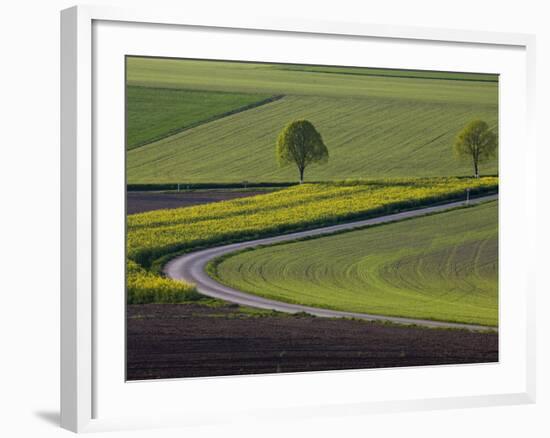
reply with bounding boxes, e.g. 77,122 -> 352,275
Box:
34,410 -> 60,427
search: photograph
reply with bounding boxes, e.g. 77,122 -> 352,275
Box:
125,56 -> 499,380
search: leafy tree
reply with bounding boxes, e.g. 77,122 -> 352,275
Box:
454,120 -> 497,178
276,120 -> 328,183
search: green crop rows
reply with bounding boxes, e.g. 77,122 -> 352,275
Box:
128,94 -> 497,183
211,201 -> 498,326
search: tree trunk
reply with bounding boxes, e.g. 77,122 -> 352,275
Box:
299,167 -> 305,184
474,159 -> 479,178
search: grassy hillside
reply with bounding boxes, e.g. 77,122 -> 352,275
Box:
126,86 -> 272,149
211,201 -> 498,326
127,94 -> 497,183
126,57 -> 498,184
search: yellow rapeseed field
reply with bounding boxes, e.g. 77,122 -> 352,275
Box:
127,177 -> 498,304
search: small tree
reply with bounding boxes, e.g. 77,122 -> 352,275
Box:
454,120 -> 497,178
276,120 -> 328,183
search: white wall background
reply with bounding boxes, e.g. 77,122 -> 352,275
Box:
0,0 -> 547,436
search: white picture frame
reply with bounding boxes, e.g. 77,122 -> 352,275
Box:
60,4 -> 537,433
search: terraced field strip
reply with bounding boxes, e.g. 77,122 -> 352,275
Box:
210,201 -> 498,327
127,95 -> 497,183
164,196 -> 495,330
126,86 -> 273,149
127,57 -> 498,104
276,64 -> 499,82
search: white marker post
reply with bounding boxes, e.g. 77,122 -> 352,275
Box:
466,188 -> 470,205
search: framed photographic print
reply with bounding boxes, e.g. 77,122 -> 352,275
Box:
61,5 -> 536,433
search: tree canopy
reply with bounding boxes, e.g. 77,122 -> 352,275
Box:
454,120 -> 497,178
276,120 -> 328,183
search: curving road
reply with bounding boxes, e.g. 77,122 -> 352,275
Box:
164,195 -> 498,331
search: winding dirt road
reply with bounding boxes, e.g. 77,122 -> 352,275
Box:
164,195 -> 498,331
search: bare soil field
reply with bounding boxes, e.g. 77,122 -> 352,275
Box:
127,190 -> 270,214
127,304 -> 498,380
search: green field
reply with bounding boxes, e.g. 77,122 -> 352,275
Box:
126,58 -> 497,102
128,95 -> 497,183
126,86 -> 272,149
126,57 -> 498,184
210,201 -> 498,326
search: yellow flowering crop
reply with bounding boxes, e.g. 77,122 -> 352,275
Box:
127,177 -> 498,304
